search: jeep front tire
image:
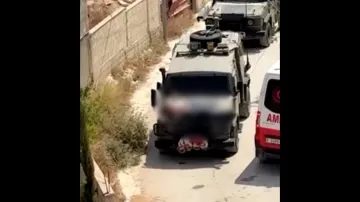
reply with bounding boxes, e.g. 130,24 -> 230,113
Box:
259,23 -> 272,47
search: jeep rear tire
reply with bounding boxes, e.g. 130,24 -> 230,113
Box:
240,85 -> 251,119
216,127 -> 239,158
224,128 -> 239,157
259,23 -> 272,47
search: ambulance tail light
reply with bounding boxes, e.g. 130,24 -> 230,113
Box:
255,111 -> 261,140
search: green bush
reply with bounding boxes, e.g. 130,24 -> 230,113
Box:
80,83 -> 148,171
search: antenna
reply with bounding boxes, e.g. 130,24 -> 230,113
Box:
245,1 -> 248,17
244,0 -> 251,69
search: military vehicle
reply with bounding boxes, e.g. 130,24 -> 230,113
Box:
150,27 -> 252,156
197,0 -> 280,47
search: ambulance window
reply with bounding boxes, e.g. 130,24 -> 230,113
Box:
264,79 -> 280,114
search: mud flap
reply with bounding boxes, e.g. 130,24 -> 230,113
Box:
239,84 -> 250,119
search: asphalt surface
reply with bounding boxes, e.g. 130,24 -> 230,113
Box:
128,24 -> 280,202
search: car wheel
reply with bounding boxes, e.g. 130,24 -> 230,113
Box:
226,129 -> 239,157
256,148 -> 270,163
240,85 -> 251,119
259,23 -> 272,47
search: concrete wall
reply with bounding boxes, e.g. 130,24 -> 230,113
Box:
82,0 -> 163,86
80,0 -> 88,38
80,37 -> 91,88
92,159 -> 117,202
80,160 -> 117,202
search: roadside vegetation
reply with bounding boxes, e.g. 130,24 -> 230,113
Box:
80,37 -> 169,201
81,6 -> 197,202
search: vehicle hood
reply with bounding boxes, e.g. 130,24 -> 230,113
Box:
161,95 -> 235,115
209,2 -> 267,17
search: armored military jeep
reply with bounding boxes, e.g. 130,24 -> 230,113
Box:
197,0 -> 280,47
150,29 -> 252,156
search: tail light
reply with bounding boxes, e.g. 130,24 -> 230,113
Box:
255,111 -> 261,140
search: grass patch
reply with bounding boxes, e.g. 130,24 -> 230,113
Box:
81,84 -> 146,202
81,83 -> 147,170
168,8 -> 196,39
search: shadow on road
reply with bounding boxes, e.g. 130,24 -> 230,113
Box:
143,130 -> 230,170
242,34 -> 279,55
243,40 -> 264,55
235,158 -> 280,188
251,95 -> 260,107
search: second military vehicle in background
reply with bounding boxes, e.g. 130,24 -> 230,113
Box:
197,0 -> 280,47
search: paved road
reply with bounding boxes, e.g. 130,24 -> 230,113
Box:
129,24 -> 280,202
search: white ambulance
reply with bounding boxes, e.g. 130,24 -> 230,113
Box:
255,60 -> 280,163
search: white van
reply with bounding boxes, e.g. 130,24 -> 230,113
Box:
255,60 -> 280,163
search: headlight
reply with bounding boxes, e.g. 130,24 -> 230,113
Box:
247,19 -> 254,26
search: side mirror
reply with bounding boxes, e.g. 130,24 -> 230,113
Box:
151,89 -> 157,107
159,68 -> 166,82
156,82 -> 162,90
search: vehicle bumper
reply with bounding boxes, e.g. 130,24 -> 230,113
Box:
255,140 -> 280,159
242,30 -> 266,40
205,26 -> 265,40
256,147 -> 280,159
153,123 -> 232,139
154,137 -> 236,151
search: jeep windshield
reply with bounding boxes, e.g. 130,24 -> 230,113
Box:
163,75 -> 232,95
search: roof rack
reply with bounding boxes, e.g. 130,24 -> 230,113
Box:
174,42 -> 230,57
